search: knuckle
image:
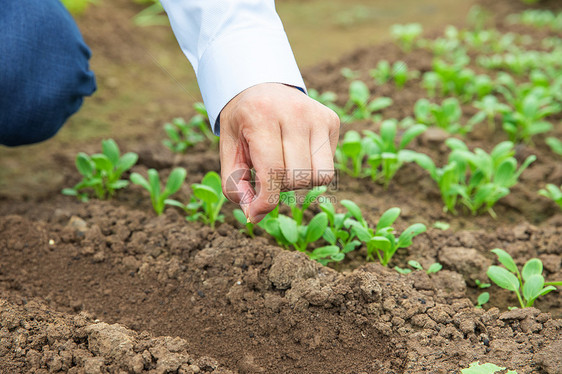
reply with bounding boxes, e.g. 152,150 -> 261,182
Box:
326,109 -> 341,131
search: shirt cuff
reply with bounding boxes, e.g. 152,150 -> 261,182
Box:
196,27 -> 306,135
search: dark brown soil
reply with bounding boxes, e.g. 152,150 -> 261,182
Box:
1,0 -> 561,373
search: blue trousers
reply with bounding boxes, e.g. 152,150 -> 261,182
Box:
0,0 -> 96,146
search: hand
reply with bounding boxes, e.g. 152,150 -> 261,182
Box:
219,83 -> 340,223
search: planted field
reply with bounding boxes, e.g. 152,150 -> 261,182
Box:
1,0 -> 561,373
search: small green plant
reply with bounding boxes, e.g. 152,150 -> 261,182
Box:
395,260 -> 442,274
509,9 -> 562,31
162,117 -> 206,153
390,23 -> 423,52
282,187 -> 328,225
473,95 -> 510,130
319,199 -> 362,258
345,204 -> 426,266
461,361 -> 517,374
545,137 -> 562,156
414,98 -> 483,134
308,89 -> 341,114
162,103 -> 218,148
475,279 -> 491,289
487,248 -> 561,309
500,87 -> 560,143
165,171 -> 226,228
370,60 -> 419,88
191,102 -> 218,143
414,139 -> 536,216
539,184 -> 562,209
233,209 -> 255,237
130,167 -> 187,215
422,60 -> 492,102
335,122 -> 427,187
63,139 -> 138,201
255,188 -> 348,264
362,120 -> 427,186
433,221 -> 450,230
335,130 -> 368,177
341,67 -> 360,80
342,81 -> 392,122
261,209 -> 336,261
475,292 -> 490,308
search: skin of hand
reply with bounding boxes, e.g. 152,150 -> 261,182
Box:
219,82 -> 340,224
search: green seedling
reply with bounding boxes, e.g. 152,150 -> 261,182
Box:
370,60 -> 418,88
500,87 -> 560,143
63,139 -> 138,201
341,67 -> 360,80
478,48 -> 562,76
335,130 -> 368,177
487,248 -> 561,309
390,23 -> 423,52
165,171 -> 226,228
344,203 -> 426,266
265,212 -> 330,253
130,167 -> 187,215
414,139 -> 536,216
473,95 -> 510,130
395,260 -> 442,274
509,9 -> 562,31
162,117 -> 206,153
422,60 -> 492,102
433,221 -> 450,230
461,361 -> 517,374
539,184 -> 562,209
391,61 -> 419,88
335,123 -> 427,186
476,292 -> 490,308
369,60 -> 392,85
319,200 -> 362,258
308,89 -> 342,114
192,102 -> 218,143
414,98 -> 483,134
257,188 -> 347,264
362,120 -> 427,186
342,81 -> 392,122
282,187 -> 328,226
475,279 -> 491,289
233,209 -> 255,238
546,137 -> 562,156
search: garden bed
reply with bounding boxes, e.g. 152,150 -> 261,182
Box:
1,0 -> 561,372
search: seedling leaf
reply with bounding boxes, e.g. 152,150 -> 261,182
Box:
487,266 -> 520,292
521,258 -> 543,281
491,248 -> 518,274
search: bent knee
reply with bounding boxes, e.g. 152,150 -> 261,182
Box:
0,0 -> 96,146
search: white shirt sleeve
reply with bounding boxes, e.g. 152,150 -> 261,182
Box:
160,0 -> 307,135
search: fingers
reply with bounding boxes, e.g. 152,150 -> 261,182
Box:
244,122 -> 285,223
219,132 -> 254,216
310,109 -> 340,186
218,83 -> 341,224
282,123 -> 312,190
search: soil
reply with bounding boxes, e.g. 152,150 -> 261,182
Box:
1,0 -> 561,373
